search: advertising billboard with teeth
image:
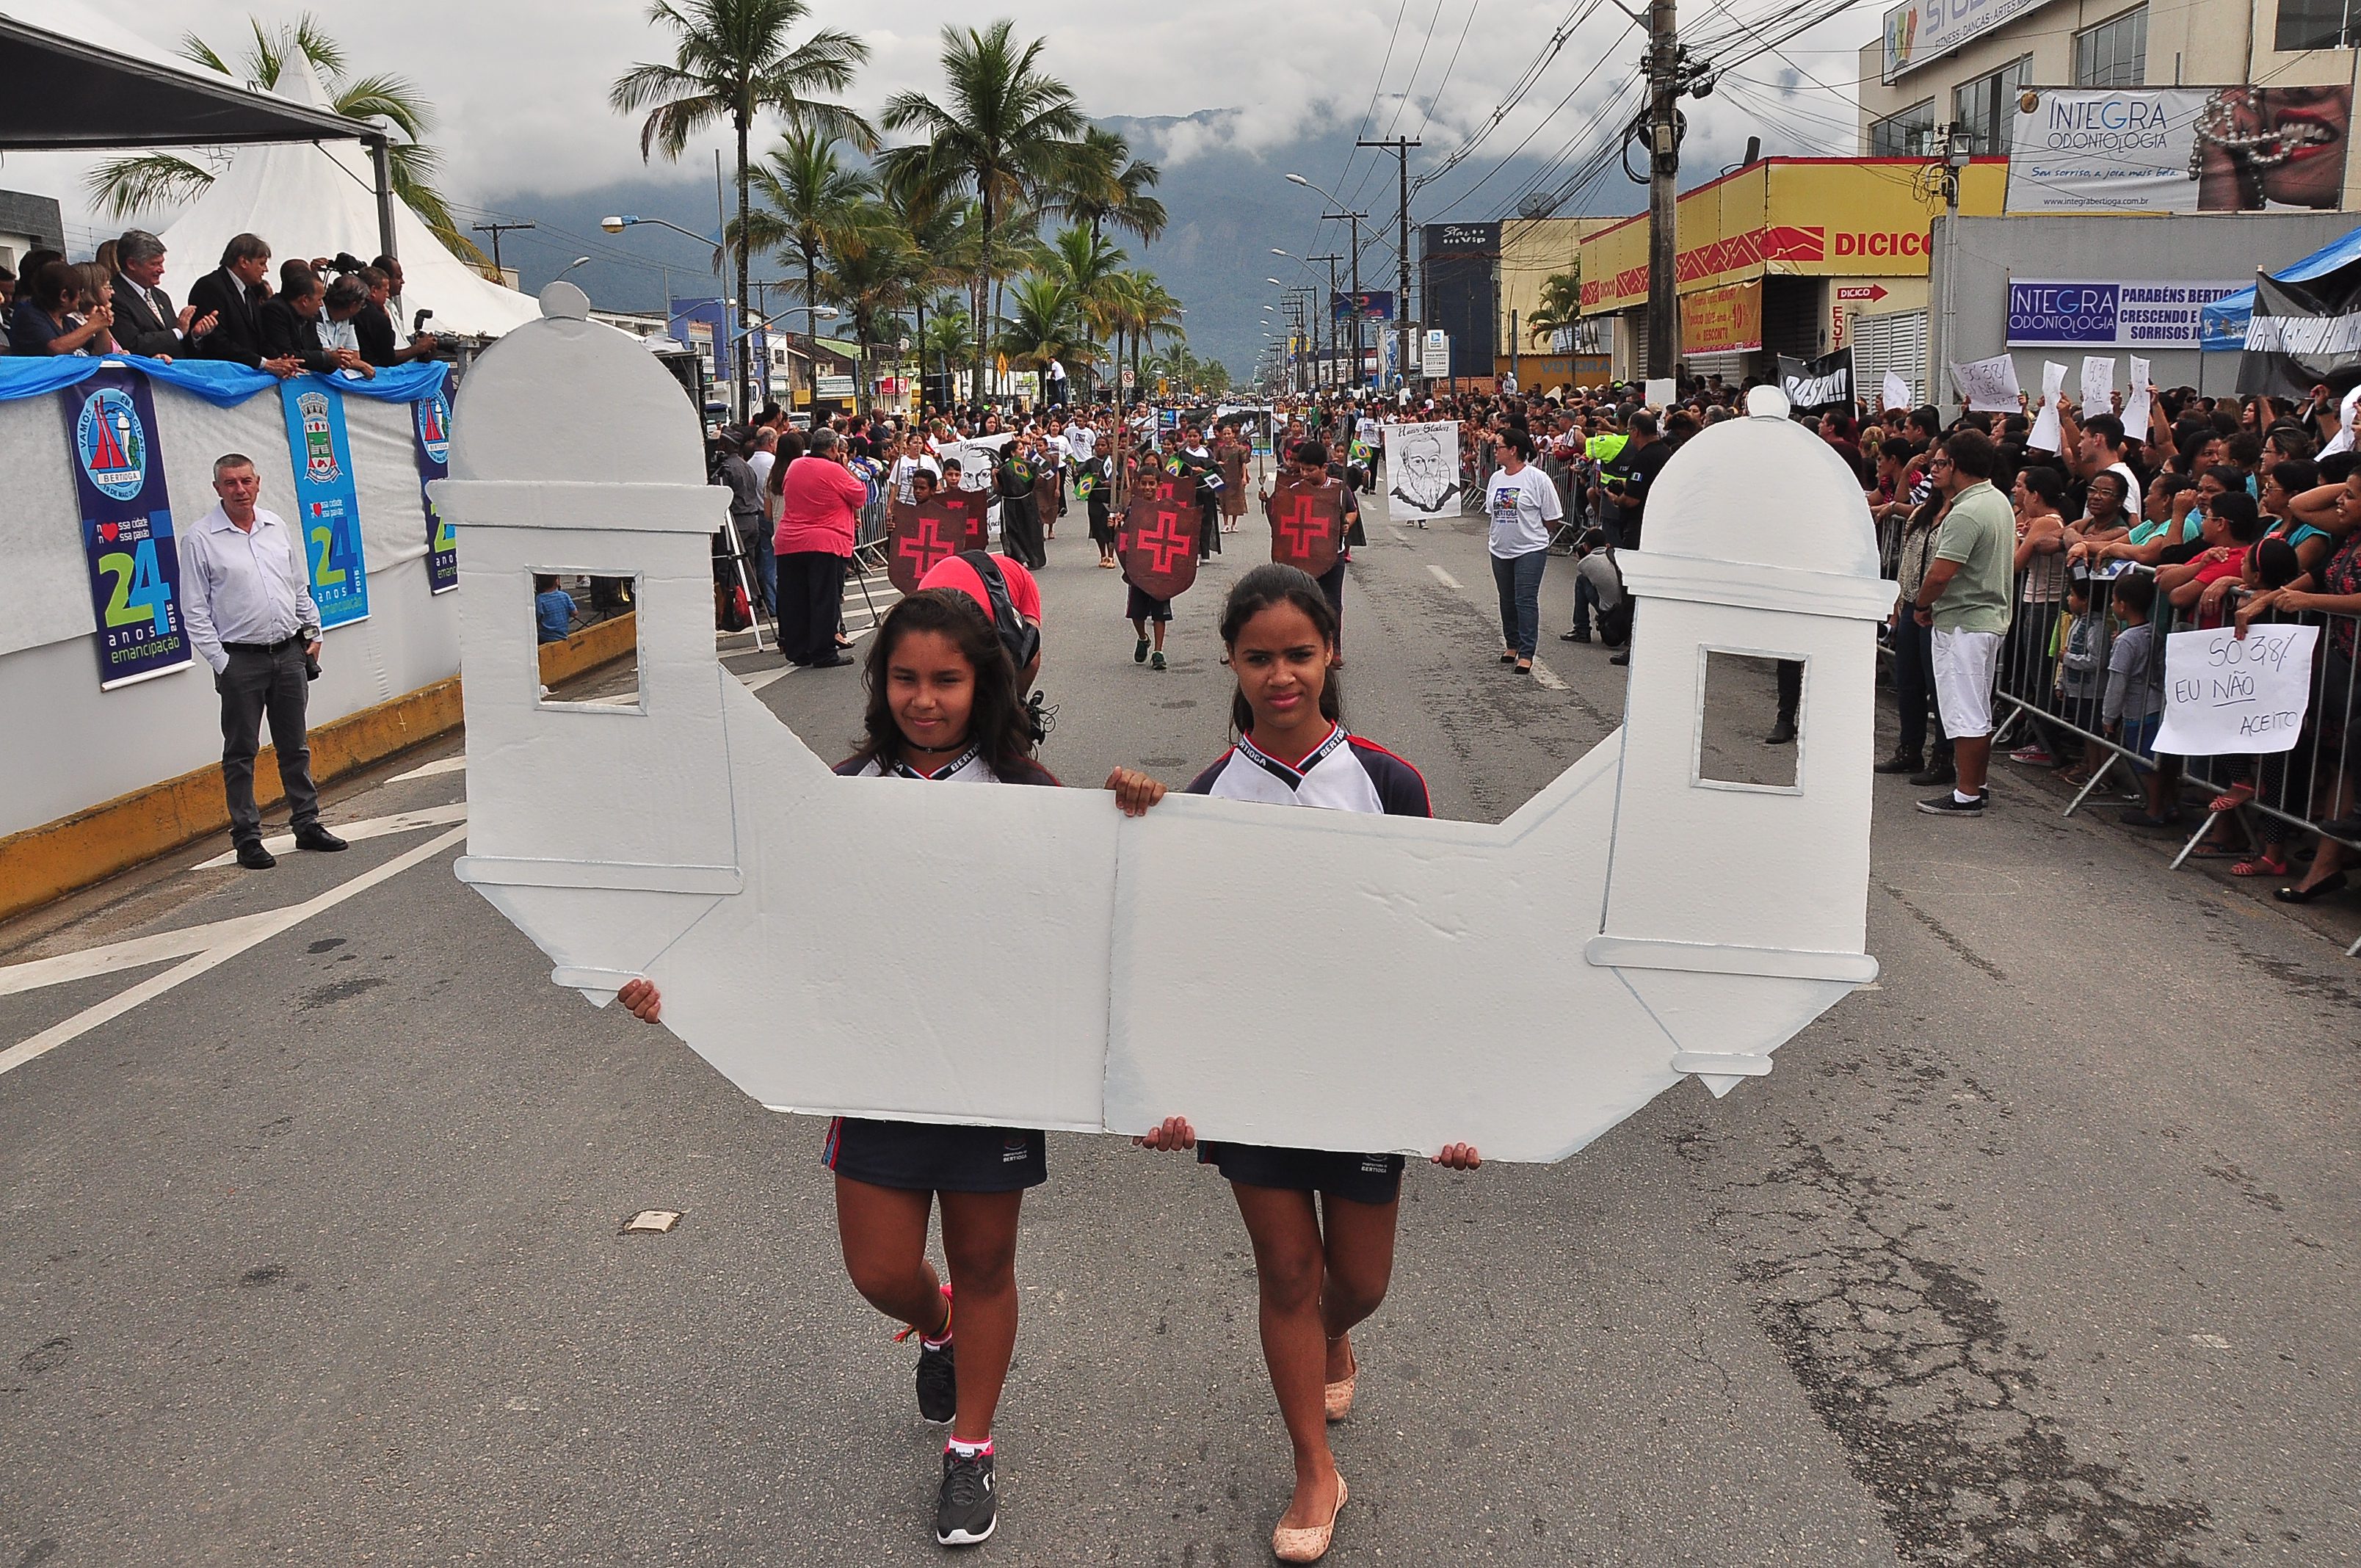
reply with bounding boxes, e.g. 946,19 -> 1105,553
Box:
2006,86 -> 2351,215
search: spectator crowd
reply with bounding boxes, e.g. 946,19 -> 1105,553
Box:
4,228 -> 438,373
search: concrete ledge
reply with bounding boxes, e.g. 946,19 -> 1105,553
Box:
0,675 -> 459,925
539,611 -> 638,687
0,613 -> 637,924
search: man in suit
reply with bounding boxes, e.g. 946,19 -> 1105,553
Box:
187,233 -> 300,377
109,229 -> 215,358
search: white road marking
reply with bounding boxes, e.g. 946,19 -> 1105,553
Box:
1,825 -> 470,1078
0,910 -> 287,997
388,754 -> 466,783
1426,564 -> 1462,590
1390,527 -> 1414,544
191,802 -> 468,870
1529,661 -> 1570,692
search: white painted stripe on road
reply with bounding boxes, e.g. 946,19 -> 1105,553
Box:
1,825 -> 470,1078
1426,564 -> 1462,590
389,754 -> 466,783
190,802 -> 468,870
1529,661 -> 1570,692
0,910 -> 286,998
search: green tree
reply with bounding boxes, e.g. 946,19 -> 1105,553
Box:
741,127 -> 877,352
1051,126 -> 1168,247
86,15 -> 482,264
816,203 -> 918,414
1041,225 -> 1125,401
1526,268 -> 1582,346
877,21 -> 1085,408
612,0 -> 872,418
996,273 -> 1088,377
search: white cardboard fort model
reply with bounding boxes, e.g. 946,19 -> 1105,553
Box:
438,286 -> 1892,1164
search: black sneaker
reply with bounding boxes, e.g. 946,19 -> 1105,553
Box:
1918,791 -> 1987,816
1607,650 -> 1630,667
1909,761 -> 1956,788
1559,626 -> 1591,643
915,1338 -> 957,1424
935,1448 -> 996,1547
1872,752 -> 1924,775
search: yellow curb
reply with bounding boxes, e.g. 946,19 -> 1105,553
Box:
0,614 -> 637,924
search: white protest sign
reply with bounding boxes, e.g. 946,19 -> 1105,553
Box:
2029,362 -> 2067,451
1644,377 -> 1675,409
2155,623 -> 2320,755
1882,370 -> 1911,413
2081,356 -> 2116,414
1381,421 -> 1462,522
1949,354 -> 2022,413
2122,355 -> 2154,442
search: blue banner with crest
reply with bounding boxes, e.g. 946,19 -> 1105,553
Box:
280,380 -> 371,629
413,385 -> 457,593
61,366 -> 192,689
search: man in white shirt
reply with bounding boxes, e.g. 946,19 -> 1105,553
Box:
178,454 -> 345,868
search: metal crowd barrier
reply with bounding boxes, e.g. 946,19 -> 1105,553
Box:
1985,564 -> 2360,956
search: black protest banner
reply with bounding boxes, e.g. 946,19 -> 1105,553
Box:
2238,260 -> 2361,399
1777,349 -> 1856,415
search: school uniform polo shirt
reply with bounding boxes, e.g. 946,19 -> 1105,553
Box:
1186,724 -> 1429,816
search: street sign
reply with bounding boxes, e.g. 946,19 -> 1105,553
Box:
1421,330 -> 1450,378
1836,285 -> 1888,303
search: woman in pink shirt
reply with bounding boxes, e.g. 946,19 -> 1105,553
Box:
774,427 -> 870,667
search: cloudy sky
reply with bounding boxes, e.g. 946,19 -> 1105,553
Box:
12,0 -> 1876,228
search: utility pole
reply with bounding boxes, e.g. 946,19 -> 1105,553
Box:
1644,0 -> 1680,383
1323,208 -> 1369,390
471,219 -> 534,280
1358,136 -> 1419,392
1309,253 -> 1341,390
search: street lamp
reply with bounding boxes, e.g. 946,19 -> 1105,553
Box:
557,255 -> 592,280
603,214 -> 742,418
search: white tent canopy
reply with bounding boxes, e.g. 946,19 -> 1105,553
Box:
159,55 -> 538,339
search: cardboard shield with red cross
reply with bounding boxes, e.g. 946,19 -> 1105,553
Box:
1117,472 -> 1201,600
1266,473 -> 1344,578
888,494 -> 978,595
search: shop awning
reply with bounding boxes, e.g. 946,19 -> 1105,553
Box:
2198,223 -> 2361,350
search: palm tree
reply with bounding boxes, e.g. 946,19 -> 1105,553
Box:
86,15 -> 481,263
612,0 -> 873,418
1526,268 -> 1582,347
919,302 -> 971,410
877,21 -> 1086,409
1041,225 -> 1124,402
744,128 -> 875,355
1052,126 -> 1168,247
996,274 -> 1088,377
1125,272 -> 1184,402
817,204 -> 918,415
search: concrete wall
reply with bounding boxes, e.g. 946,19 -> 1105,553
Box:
1926,209 -> 2358,398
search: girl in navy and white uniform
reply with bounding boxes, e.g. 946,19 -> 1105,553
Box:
618,586 -> 1058,1550
1109,563 -> 1481,1565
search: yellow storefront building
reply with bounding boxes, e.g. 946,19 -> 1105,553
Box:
1576,156 -> 2006,395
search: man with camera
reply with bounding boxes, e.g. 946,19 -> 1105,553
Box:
178,454 -> 348,870
355,256 -> 440,368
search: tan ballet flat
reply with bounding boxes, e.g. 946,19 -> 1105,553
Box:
1271,1475 -> 1346,1563
1324,1341 -> 1357,1422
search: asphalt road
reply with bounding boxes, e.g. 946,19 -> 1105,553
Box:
3,475 -> 2357,1567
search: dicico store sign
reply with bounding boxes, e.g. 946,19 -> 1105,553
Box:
2006,278 -> 2247,347
1577,160 -> 2003,313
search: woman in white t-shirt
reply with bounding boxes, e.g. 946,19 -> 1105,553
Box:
1485,428 -> 1562,675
